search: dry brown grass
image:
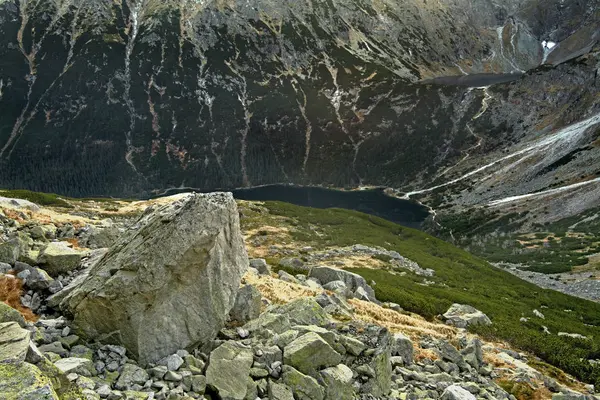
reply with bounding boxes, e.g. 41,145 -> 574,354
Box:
0,275 -> 38,322
348,298 -> 457,339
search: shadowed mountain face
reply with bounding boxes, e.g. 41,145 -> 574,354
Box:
0,0 -> 598,198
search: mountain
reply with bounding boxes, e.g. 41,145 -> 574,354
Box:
0,0 -> 598,199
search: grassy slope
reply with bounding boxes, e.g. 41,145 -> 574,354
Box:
437,207 -> 600,274
241,201 -> 600,385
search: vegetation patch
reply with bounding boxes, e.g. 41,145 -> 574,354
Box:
239,200 -> 600,386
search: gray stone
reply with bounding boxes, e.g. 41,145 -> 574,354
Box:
282,365 -> 324,400
54,357 -> 95,377
0,239 -> 20,265
461,338 -> 483,370
319,364 -> 354,400
149,365 -> 168,379
322,280 -> 347,292
39,342 -> 69,358
206,341 -> 254,400
229,284 -> 262,323
114,364 -> 150,390
443,304 -> 492,329
283,332 -> 342,377
0,361 -> 59,399
191,375 -> 206,393
38,242 -> 83,276
249,258 -> 270,275
158,354 -> 184,371
278,270 -> 300,284
0,262 -> 11,273
278,258 -> 308,274
25,268 -> 55,291
244,312 -> 292,337
441,384 -> 477,400
438,341 -> 466,369
0,321 -> 31,363
340,336 -> 366,356
60,193 -> 248,365
164,371 -> 183,382
271,298 -> 329,327
309,266 -> 376,301
0,300 -> 26,327
268,381 -> 294,400
391,333 -> 413,365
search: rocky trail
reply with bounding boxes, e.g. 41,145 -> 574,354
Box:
0,193 -> 596,400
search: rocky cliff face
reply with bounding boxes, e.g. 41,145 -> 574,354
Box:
0,0 -> 597,197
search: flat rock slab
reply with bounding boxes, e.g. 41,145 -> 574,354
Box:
0,321 -> 31,363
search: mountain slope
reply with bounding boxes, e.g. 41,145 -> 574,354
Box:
0,0 -> 597,197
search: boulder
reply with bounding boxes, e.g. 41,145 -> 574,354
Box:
309,267 -> 376,302
24,268 -> 55,291
0,239 -> 20,265
282,365 -> 324,400
0,361 -> 59,399
269,381 -> 294,400
249,258 -> 270,275
38,242 -> 83,276
441,384 -> 477,400
206,341 -> 254,400
360,327 -> 392,398
319,364 -> 355,400
283,332 -> 342,377
391,333 -> 413,365
271,298 -> 329,327
443,304 -> 492,329
229,284 -> 262,324
0,301 -> 26,327
114,364 -> 150,390
0,322 -> 31,363
60,193 -> 248,365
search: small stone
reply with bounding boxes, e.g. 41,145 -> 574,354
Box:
158,354 -> 184,371
54,357 -> 95,377
164,371 -> 183,382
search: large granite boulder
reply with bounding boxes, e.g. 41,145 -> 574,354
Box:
443,304 -> 492,329
60,193 -> 248,365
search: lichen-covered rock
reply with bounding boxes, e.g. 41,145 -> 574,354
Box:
0,322 -> 31,363
319,364 -> 354,400
114,364 -> 149,390
271,298 -> 330,327
0,239 -> 20,265
60,193 -> 248,365
38,242 -> 83,276
206,341 -> 254,400
269,381 -> 294,400
282,365 -> 324,400
283,332 -> 342,377
0,301 -> 26,327
443,304 -> 492,328
229,284 -> 262,324
0,362 -> 59,399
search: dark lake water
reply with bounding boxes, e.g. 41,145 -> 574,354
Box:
159,185 -> 430,229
